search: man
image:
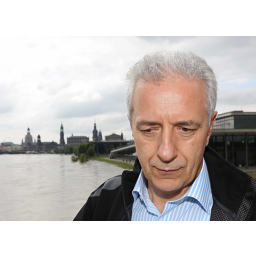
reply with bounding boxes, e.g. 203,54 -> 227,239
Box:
74,51 -> 256,221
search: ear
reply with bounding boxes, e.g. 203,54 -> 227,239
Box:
206,111 -> 218,146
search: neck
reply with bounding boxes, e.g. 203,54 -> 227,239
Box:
146,160 -> 203,214
147,180 -> 193,214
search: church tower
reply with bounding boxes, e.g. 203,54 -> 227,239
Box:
92,123 -> 98,141
60,123 -> 65,147
37,135 -> 42,152
25,127 -> 33,145
98,130 -> 102,141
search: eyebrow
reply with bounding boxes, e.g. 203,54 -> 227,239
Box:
175,120 -> 201,128
136,119 -> 201,129
136,120 -> 161,129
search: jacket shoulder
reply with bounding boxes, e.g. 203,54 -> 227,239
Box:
74,175 -> 123,221
205,147 -> 256,220
90,175 -> 122,197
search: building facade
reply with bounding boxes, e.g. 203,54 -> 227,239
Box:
209,111 -> 256,168
67,134 -> 89,147
36,135 -> 58,152
0,142 -> 22,152
105,132 -> 123,141
21,128 -> 58,152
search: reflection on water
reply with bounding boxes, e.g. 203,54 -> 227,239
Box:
0,154 -> 125,221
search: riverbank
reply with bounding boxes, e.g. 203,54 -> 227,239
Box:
91,156 -> 133,170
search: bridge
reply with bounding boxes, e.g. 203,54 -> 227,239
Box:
109,144 -> 136,159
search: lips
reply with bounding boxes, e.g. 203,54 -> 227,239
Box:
155,167 -> 180,174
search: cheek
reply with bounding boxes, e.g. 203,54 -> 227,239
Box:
134,135 -> 157,162
137,139 -> 155,155
178,135 -> 206,163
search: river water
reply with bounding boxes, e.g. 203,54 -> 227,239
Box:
0,154 -> 126,221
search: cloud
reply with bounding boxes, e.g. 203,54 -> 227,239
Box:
137,36 -> 256,80
37,80 -> 71,95
217,87 -> 256,114
138,36 -> 196,44
226,78 -> 249,84
1,36 -> 256,143
0,83 -> 14,115
54,85 -> 126,119
0,105 -> 13,115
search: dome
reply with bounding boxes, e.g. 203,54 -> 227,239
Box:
25,128 -> 33,144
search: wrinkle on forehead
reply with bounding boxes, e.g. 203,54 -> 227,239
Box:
149,91 -> 183,105
132,78 -> 207,125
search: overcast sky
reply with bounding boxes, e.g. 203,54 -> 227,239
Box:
1,36 -> 256,144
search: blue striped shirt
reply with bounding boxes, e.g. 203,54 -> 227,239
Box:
131,158 -> 213,221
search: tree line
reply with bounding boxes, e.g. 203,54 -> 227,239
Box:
53,143 -> 95,163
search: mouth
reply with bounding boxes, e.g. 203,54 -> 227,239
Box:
155,167 -> 181,174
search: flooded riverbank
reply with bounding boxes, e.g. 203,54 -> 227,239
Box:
0,154 -> 126,221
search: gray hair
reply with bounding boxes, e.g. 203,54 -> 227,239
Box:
126,50 -> 217,127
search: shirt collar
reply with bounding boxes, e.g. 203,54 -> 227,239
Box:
184,158 -> 212,214
132,168 -> 146,203
132,157 -> 212,214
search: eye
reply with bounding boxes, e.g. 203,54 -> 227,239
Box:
141,128 -> 159,136
142,128 -> 153,133
181,127 -> 191,132
178,127 -> 195,135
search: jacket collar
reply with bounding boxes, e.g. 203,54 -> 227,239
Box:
204,146 -> 251,215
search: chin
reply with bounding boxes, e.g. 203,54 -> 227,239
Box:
153,178 -> 183,193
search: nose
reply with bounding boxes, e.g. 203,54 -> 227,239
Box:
157,129 -> 177,163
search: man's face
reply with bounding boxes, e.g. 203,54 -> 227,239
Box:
131,78 -> 217,200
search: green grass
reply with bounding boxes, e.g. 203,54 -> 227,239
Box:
91,156 -> 133,170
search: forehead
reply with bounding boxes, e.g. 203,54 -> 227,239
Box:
132,78 -> 207,123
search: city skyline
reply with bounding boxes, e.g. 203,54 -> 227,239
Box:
6,122 -> 125,145
1,37 -> 256,144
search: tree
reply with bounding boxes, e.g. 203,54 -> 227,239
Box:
69,146 -> 73,154
87,145 -> 95,157
54,147 -> 59,154
79,153 -> 89,163
85,143 -> 93,151
71,155 -> 78,162
78,144 -> 87,155
64,146 -> 69,154
73,147 -> 79,155
63,146 -> 73,154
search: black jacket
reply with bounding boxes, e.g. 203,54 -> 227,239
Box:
74,147 -> 256,221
